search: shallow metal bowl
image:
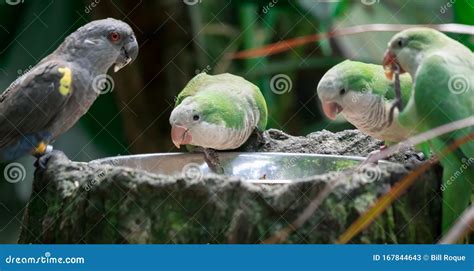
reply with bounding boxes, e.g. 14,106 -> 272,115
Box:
89,152 -> 394,183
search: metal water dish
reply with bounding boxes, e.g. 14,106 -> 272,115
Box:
89,152 -> 392,183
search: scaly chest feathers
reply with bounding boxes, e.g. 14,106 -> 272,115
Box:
191,105 -> 260,150
342,93 -> 410,142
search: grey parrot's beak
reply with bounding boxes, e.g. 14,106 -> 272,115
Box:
113,38 -> 139,72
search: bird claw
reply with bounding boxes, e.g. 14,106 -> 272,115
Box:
361,145 -> 387,166
34,148 -> 60,170
361,150 -> 381,166
203,148 -> 224,174
254,129 -> 266,145
414,152 -> 425,161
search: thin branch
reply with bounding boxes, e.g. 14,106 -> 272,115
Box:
438,205 -> 474,244
262,175 -> 344,244
230,24 -> 474,59
364,116 -> 474,164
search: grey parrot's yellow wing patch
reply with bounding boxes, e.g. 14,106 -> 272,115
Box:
0,61 -> 73,149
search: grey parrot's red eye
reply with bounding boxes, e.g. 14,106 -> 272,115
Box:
108,31 -> 121,42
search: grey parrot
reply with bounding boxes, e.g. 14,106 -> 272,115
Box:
0,18 -> 138,165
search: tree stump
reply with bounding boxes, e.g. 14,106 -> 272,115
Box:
19,130 -> 442,244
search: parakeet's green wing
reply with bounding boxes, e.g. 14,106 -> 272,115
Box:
414,55 -> 474,156
412,54 -> 474,232
251,85 -> 268,131
0,61 -> 73,148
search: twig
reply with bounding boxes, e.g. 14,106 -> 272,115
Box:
364,116 -> 474,164
262,175 -> 345,244
387,64 -> 403,126
438,205 -> 474,244
230,24 -> 474,59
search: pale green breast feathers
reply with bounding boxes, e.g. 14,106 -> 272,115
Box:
176,73 -> 268,131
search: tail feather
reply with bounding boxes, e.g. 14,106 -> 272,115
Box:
431,138 -> 473,234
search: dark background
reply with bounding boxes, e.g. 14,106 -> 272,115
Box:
0,0 -> 472,243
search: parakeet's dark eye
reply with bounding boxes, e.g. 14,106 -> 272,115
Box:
396,38 -> 404,47
192,114 -> 200,121
339,88 -> 346,95
108,31 -> 121,42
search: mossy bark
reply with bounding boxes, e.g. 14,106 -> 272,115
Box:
19,130 -> 442,244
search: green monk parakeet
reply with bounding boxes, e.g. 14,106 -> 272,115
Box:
0,18 -> 138,166
383,27 -> 474,233
169,73 -> 268,173
317,60 -> 413,144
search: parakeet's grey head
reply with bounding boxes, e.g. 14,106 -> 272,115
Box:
383,27 -> 456,78
317,60 -> 388,120
55,18 -> 138,73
